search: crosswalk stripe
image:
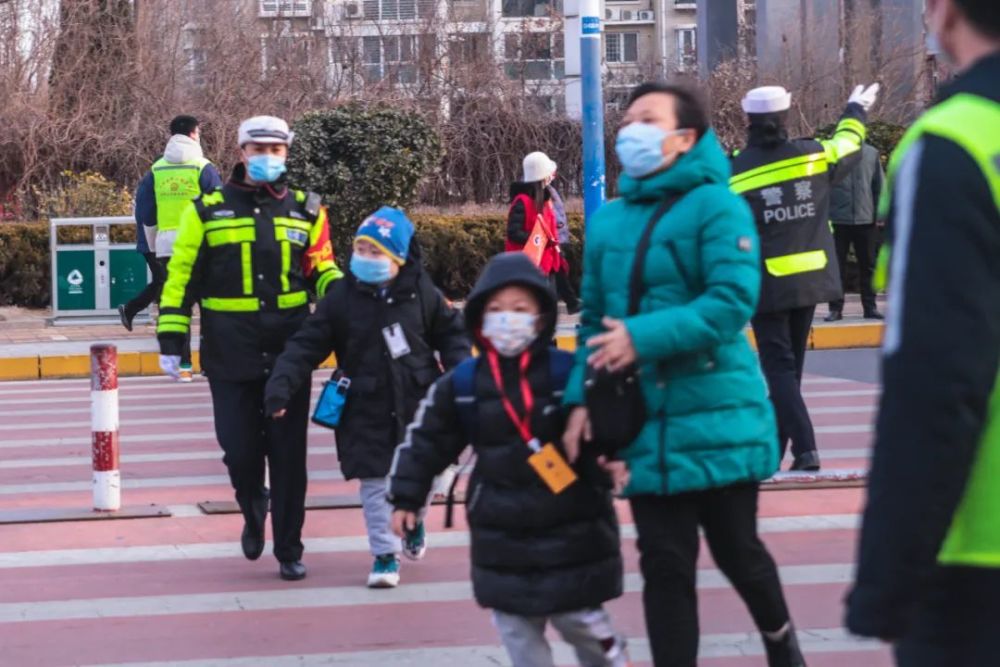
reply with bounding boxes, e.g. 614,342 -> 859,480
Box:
802,389 -> 880,398
0,446 -> 339,469
0,564 -> 854,624
0,514 -> 860,569
0,428 -> 335,450
91,627 -> 882,666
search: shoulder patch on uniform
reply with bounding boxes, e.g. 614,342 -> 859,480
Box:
212,209 -> 235,219
738,237 -> 753,252
304,192 -> 322,217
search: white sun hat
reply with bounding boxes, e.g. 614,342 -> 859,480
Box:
238,116 -> 294,146
741,86 -> 793,114
523,151 -> 558,183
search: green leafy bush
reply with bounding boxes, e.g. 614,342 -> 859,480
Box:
287,104 -> 443,250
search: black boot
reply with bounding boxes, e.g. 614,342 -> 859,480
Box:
279,561 -> 307,581
824,310 -> 843,322
240,494 -> 268,561
764,625 -> 806,667
864,309 -> 884,320
790,451 -> 821,472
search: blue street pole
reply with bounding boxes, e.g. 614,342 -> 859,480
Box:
580,0 -> 605,225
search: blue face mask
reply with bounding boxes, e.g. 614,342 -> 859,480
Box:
615,123 -> 683,179
246,154 -> 287,183
350,254 -> 395,285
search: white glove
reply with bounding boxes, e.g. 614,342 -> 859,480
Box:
159,355 -> 181,379
848,83 -> 880,112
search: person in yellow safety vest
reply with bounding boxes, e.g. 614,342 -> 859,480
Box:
731,82 -> 879,472
157,115 -> 343,582
119,115 -> 223,382
846,1 -> 1000,663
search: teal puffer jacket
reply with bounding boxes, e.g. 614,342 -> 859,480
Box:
565,130 -> 778,496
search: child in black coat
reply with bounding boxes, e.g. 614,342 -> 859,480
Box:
265,207 -> 469,588
388,252 -> 629,667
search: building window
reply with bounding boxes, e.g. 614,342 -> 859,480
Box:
605,32 -> 638,63
504,31 -> 564,81
677,26 -> 696,71
361,35 -> 426,84
259,0 -> 311,17
449,33 -> 490,63
502,0 -> 557,18
265,35 -> 311,69
362,0 -> 434,20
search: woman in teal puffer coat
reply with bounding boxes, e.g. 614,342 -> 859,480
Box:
563,83 -> 805,667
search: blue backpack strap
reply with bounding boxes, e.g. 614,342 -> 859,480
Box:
451,356 -> 479,441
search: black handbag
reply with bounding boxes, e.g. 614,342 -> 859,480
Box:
584,195 -> 681,456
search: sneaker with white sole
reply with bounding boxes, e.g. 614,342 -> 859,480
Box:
178,368 -> 194,383
367,554 -> 400,588
403,522 -> 427,561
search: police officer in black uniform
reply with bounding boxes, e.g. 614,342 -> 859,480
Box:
157,116 -> 342,581
732,84 -> 878,471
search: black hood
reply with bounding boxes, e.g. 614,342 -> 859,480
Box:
747,111 -> 790,148
464,252 -> 558,344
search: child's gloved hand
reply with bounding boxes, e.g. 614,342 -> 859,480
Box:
598,456 -> 630,496
392,510 -> 419,538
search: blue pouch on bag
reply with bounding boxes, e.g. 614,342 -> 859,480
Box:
311,370 -> 351,429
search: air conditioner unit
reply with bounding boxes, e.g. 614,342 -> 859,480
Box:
343,3 -> 362,19
605,7 -> 620,20
637,10 -> 654,21
620,9 -> 634,20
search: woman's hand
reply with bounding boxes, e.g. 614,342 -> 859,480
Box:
563,406 -> 592,463
598,456 -> 630,496
271,409 -> 287,419
587,317 -> 638,372
391,510 -> 419,538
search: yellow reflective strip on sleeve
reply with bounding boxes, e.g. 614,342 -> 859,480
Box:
203,217 -> 255,232
158,314 -> 191,326
315,268 -> 341,297
157,323 -> 190,334
730,160 -> 829,194
277,291 -> 308,309
765,250 -> 828,277
205,226 -> 256,247
200,297 -> 260,312
873,245 -> 890,291
730,152 -> 827,186
280,241 -> 291,293
159,205 -> 205,311
838,117 -> 866,138
822,118 -> 866,164
241,243 -> 253,296
201,191 -> 224,206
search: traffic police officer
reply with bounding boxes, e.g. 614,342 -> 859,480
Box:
731,82 -> 878,471
157,116 -> 342,581
847,0 -> 1000,662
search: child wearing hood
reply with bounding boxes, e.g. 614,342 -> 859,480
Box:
388,252 -> 629,667
264,207 -> 469,588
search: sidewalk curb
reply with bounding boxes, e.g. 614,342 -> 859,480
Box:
0,324 -> 883,381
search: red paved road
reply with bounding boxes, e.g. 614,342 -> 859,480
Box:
0,372 -> 888,666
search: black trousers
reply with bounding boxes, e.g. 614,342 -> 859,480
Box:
551,272 -> 580,311
895,568 -> 1000,667
751,306 -> 817,461
157,257 -> 192,367
208,376 -> 311,563
122,252 -> 166,320
630,484 -> 791,667
829,223 -> 878,313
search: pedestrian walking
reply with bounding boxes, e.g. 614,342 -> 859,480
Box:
846,1 -> 1000,664
389,252 -> 628,667
156,115 -> 342,581
121,115 -> 223,382
547,174 -> 582,315
506,152 -> 580,313
562,82 -> 803,667
265,207 -> 469,588
732,81 -> 879,471
826,141 -> 885,322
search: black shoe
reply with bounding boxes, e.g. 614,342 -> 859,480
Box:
790,451 -> 821,472
864,309 -> 885,320
763,625 -> 806,667
118,304 -> 133,332
240,495 -> 268,561
279,561 -> 307,581
824,310 -> 843,322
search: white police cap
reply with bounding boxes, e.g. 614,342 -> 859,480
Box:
238,116 -> 294,146
742,86 -> 792,114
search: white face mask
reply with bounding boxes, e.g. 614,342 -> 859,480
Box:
482,311 -> 539,357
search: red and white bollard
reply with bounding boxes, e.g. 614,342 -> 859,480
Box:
90,344 -> 121,511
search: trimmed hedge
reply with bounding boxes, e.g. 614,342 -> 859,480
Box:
0,216 -> 585,308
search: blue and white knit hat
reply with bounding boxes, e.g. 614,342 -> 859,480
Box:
354,206 -> 415,265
